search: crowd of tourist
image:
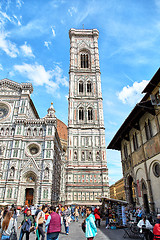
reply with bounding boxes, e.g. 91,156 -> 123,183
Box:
0,203 -> 160,240
0,204 -> 99,240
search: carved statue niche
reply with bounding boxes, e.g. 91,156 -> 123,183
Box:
81,151 -> 85,160
74,151 -> 77,160
10,167 -> 15,178
89,151 -> 92,160
44,167 -> 49,179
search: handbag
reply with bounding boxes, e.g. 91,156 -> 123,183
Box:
10,219 -> 17,240
38,213 -> 44,225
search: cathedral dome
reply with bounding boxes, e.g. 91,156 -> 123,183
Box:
57,119 -> 67,141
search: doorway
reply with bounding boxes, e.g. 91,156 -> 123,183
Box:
25,188 -> 34,206
142,182 -> 150,213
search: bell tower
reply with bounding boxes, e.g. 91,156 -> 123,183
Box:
66,28 -> 109,205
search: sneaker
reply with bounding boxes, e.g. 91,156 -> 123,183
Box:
66,233 -> 69,235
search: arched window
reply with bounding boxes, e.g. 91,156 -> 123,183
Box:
87,82 -> 92,93
79,82 -> 83,93
88,108 -> 93,121
79,108 -> 84,121
133,132 -> 138,151
81,53 -> 89,68
124,144 -> 128,159
145,119 -> 153,141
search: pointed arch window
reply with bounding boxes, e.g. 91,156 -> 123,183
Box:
145,119 -> 153,141
124,144 -> 128,159
79,108 -> 84,121
79,81 -> 84,93
88,108 -> 93,121
87,82 -> 92,93
81,54 -> 89,68
133,132 -> 138,151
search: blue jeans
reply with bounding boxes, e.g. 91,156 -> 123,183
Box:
76,216 -> 79,222
19,229 -> 30,240
64,220 -> 69,234
47,232 -> 59,240
1,236 -> 10,240
106,217 -> 109,226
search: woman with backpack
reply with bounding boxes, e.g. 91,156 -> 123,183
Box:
18,209 -> 34,240
1,210 -> 17,240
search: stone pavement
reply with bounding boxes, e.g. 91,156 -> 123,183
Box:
17,215 -> 137,240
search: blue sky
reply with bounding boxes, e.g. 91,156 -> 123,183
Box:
0,0 -> 160,185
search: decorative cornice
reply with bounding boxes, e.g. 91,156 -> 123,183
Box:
15,117 -> 57,125
0,78 -> 33,94
69,28 -> 99,39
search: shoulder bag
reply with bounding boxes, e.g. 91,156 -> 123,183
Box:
38,212 -> 44,225
10,218 -> 17,240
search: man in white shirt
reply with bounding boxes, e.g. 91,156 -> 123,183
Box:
137,216 -> 153,240
36,205 -> 48,240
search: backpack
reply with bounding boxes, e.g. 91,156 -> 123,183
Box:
22,218 -> 32,232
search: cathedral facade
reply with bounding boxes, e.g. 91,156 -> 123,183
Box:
66,29 -> 109,205
0,79 -> 62,206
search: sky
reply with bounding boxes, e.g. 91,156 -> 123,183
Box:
0,0 -> 160,185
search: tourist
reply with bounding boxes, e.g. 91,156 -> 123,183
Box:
1,211 -> 17,240
31,205 -> 36,218
74,206 -> 79,222
81,206 -> 85,218
105,208 -> 110,229
18,209 -> 34,240
36,205 -> 48,240
94,206 -> 101,227
35,205 -> 42,219
45,206 -> 61,240
136,207 -> 143,222
71,206 -> 75,221
23,205 -> 28,217
62,205 -> 71,235
85,207 -> 97,240
153,214 -> 160,240
137,215 -> 153,240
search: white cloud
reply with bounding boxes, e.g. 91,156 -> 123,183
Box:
53,66 -> 68,87
44,41 -> 51,49
13,15 -> 22,26
20,42 -> 35,57
14,63 -> 68,96
0,11 -> 22,27
105,100 -> 114,106
65,95 -> 68,101
0,10 -> 12,23
0,64 -> 3,71
108,121 -> 117,126
68,7 -> 77,17
51,26 -> 56,37
117,80 -> 149,106
0,32 -> 19,57
16,0 -> 24,9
